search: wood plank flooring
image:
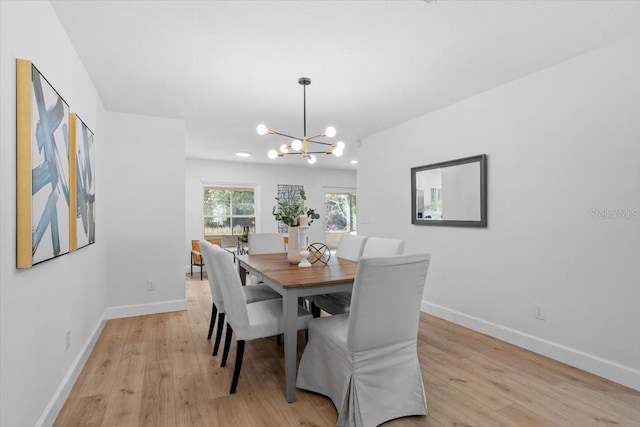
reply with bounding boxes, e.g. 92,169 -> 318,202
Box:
55,275 -> 640,426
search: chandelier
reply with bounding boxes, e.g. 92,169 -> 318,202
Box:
257,77 -> 345,165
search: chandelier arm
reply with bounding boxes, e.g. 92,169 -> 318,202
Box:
308,133 -> 324,140
281,150 -> 327,156
306,139 -> 333,146
270,130 -> 302,140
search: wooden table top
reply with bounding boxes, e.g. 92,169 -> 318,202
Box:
236,253 -> 358,289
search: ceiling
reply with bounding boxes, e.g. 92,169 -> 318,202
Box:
50,0 -> 640,170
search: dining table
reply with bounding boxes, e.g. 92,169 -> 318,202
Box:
235,252 -> 358,403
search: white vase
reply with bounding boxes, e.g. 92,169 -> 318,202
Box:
287,226 -> 301,264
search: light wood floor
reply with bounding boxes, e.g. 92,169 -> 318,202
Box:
55,275 -> 640,427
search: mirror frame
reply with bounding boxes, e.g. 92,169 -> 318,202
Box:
411,154 -> 487,227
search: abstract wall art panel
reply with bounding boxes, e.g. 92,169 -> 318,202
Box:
17,59 -> 70,268
276,184 -> 304,233
69,113 -> 95,251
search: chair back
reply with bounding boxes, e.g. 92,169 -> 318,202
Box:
199,240 -> 227,311
347,254 -> 430,353
248,233 -> 285,254
335,235 -> 368,261
208,244 -> 250,331
361,237 -> 404,257
207,238 -> 222,247
192,239 -> 221,261
191,240 -> 203,263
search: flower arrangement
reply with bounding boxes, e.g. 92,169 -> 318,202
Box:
272,189 -> 320,227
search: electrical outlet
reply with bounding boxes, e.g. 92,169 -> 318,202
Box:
146,280 -> 155,291
534,304 -> 546,321
65,330 -> 71,350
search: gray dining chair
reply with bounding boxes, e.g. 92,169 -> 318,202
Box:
248,233 -> 286,254
297,253 -> 431,426
208,243 -> 312,394
247,233 -> 286,285
199,240 -> 281,357
310,235 -> 367,317
311,236 -> 405,317
361,237 -> 404,257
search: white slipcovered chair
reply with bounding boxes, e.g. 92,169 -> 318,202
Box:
207,243 -> 313,394
199,240 -> 280,357
312,236 -> 406,317
334,234 -> 368,261
247,233 -> 286,285
296,253 -> 431,426
248,232 -> 286,254
310,235 -> 368,317
361,237 -> 405,257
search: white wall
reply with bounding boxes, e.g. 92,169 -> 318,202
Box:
104,112 -> 186,314
0,2 -> 108,426
1,4 -> 188,426
357,33 -> 640,390
185,158 -> 356,265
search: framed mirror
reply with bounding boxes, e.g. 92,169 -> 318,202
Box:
411,154 -> 487,227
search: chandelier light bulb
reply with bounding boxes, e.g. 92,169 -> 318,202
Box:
291,139 -> 303,151
336,141 -> 345,150
280,144 -> 290,153
333,147 -> 344,157
268,149 -> 279,159
257,124 -> 269,135
307,154 -> 317,164
325,126 -> 336,138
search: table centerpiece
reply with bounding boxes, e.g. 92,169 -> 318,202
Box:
272,189 -> 320,264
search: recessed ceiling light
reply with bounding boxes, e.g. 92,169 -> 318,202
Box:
235,151 -> 251,158
350,160 -> 358,165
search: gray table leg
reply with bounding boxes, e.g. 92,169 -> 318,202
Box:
282,290 -> 298,402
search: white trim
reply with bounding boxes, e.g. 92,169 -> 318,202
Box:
322,185 -> 356,194
421,301 -> 640,391
36,311 -> 108,427
36,299 -> 188,426
105,299 -> 187,319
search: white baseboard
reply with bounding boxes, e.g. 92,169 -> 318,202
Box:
37,299 -> 188,426
421,301 -> 640,391
36,311 -> 108,427
106,299 -> 187,319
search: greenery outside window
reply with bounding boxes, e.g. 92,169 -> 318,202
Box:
325,191 -> 357,233
204,185 -> 256,236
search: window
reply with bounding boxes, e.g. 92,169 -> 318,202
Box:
325,191 -> 357,233
427,187 -> 442,215
204,185 -> 256,236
